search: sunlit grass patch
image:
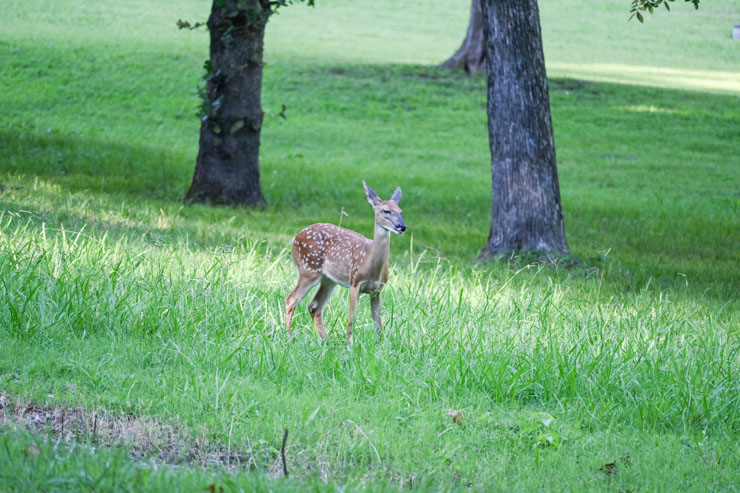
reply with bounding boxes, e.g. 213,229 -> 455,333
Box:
548,63 -> 740,94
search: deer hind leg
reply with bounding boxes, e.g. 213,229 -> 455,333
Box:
308,277 -> 336,340
284,273 -> 320,333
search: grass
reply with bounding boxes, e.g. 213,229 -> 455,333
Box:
1,0 -> 739,491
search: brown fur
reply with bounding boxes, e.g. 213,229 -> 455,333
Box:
284,182 -> 405,342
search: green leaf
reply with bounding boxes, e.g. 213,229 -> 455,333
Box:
636,11 -> 644,22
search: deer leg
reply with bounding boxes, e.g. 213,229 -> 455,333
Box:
284,274 -> 320,333
308,278 -> 336,340
370,292 -> 382,337
346,284 -> 360,343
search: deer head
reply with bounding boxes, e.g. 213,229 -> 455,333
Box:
363,181 -> 406,235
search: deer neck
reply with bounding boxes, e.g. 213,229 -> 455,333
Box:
366,224 -> 391,274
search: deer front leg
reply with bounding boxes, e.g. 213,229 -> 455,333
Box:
370,292 -> 382,336
346,284 -> 360,343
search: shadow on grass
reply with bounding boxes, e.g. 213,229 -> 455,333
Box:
0,126 -> 191,202
1,65 -> 738,303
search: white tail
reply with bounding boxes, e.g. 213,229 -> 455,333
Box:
284,181 -> 406,342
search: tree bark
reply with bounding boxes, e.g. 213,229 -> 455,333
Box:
440,0 -> 485,74
479,0 -> 569,259
185,0 -> 267,207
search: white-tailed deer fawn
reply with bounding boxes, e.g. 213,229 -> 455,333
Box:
285,181 -> 406,342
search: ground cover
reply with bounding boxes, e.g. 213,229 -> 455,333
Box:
1,0 -> 738,490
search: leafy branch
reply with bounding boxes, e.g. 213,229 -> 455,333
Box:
629,0 -> 700,23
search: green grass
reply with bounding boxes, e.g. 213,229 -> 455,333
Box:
1,0 -> 739,491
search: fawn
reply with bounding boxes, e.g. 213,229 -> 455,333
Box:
284,181 -> 406,342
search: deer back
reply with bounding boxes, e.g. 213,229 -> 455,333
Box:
292,223 -> 374,287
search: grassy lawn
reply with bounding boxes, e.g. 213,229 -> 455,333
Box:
1,0 -> 739,491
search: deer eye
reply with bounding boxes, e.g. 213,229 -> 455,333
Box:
382,210 -> 391,215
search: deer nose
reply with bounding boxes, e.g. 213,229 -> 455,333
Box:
398,223 -> 407,233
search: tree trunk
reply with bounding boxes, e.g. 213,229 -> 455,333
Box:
440,0 -> 485,74
479,0 -> 569,259
185,0 -> 267,207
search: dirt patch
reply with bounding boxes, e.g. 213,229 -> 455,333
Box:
0,392 -> 258,473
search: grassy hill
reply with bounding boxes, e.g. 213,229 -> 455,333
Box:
1,0 -> 738,490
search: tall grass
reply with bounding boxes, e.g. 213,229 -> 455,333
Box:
1,0 -> 739,490
1,210 -> 737,489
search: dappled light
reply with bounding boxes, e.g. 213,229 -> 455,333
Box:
1,0 -> 738,490
548,63 -> 740,94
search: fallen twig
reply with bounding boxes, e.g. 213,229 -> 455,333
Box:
281,428 -> 289,477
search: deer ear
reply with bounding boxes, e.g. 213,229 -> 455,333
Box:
363,181 -> 380,205
390,187 -> 402,204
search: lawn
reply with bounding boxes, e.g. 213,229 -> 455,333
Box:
1,0 -> 739,491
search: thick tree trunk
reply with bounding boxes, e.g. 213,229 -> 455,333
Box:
185,0 -> 267,207
440,0 -> 485,74
479,0 -> 569,259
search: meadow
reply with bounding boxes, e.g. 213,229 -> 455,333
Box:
1,0 -> 739,490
